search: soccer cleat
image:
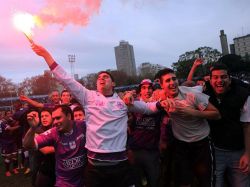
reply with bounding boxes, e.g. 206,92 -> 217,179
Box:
24,168 -> 31,174
5,171 -> 12,177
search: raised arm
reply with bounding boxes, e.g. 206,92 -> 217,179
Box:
31,43 -> 88,106
31,43 -> 55,67
19,95 -> 44,108
23,111 -> 40,149
187,58 -> 203,81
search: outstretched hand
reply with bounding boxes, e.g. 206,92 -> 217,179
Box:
193,58 -> 203,67
31,43 -> 55,66
19,95 -> 29,102
27,111 -> 40,129
160,98 -> 176,113
123,91 -> 134,106
31,43 -> 49,57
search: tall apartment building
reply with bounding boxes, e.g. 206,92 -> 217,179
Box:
220,30 -> 229,55
233,34 -> 250,59
114,40 -> 136,77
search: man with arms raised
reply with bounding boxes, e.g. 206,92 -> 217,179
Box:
30,43 -> 160,187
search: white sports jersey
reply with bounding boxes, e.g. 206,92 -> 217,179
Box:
52,64 -> 158,153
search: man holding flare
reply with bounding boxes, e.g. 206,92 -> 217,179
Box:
30,42 -> 164,187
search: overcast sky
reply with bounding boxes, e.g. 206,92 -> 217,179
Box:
0,0 -> 249,83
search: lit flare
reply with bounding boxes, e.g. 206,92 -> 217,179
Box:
13,12 -> 38,43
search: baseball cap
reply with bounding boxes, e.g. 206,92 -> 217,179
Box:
140,79 -> 153,86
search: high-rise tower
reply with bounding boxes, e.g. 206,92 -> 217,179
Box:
114,40 -> 136,77
220,30 -> 229,55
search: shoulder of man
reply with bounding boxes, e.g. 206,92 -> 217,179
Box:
231,78 -> 250,95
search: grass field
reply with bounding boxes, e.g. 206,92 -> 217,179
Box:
0,156 -> 32,187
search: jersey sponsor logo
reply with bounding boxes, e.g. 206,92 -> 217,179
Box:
95,100 -> 105,107
62,155 -> 85,170
136,117 -> 157,130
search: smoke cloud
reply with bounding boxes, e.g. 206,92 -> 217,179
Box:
36,0 -> 102,27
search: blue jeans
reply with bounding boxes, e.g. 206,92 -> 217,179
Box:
214,148 -> 250,187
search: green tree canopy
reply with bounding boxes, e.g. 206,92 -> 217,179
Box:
172,46 -> 222,79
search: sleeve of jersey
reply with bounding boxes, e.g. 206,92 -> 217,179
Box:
240,96 -> 250,122
194,92 -> 209,111
128,101 -> 158,115
51,63 -> 89,106
34,129 -> 55,150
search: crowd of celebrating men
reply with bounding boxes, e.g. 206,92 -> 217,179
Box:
0,43 -> 249,187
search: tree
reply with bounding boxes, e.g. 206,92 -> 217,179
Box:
19,72 -> 58,95
172,46 -> 222,79
0,75 -> 17,98
18,78 -> 33,95
81,73 -> 98,90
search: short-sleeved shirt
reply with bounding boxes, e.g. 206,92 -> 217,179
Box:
240,96 -> 250,123
35,121 -> 87,187
168,86 -> 210,142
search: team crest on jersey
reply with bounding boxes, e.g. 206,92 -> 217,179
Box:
69,141 -> 76,149
116,101 -> 125,109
